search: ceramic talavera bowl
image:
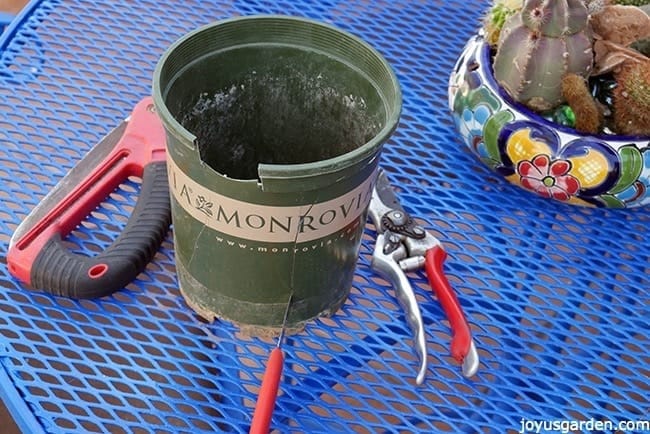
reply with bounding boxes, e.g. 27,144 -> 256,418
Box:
449,33 -> 650,208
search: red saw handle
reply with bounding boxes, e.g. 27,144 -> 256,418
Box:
424,246 -> 472,363
7,97 -> 171,298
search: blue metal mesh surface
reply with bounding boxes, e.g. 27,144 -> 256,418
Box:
0,1 -> 648,433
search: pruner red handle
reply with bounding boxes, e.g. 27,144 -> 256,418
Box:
424,246 -> 474,370
7,97 -> 171,299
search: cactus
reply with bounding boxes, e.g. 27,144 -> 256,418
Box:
484,0 -> 523,47
493,0 -> 594,112
611,0 -> 650,6
630,37 -> 650,56
584,0 -> 607,15
561,73 -> 602,134
613,61 -> 650,135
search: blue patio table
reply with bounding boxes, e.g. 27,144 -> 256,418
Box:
0,1 -> 648,433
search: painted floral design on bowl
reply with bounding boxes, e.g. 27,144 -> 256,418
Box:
448,34 -> 650,208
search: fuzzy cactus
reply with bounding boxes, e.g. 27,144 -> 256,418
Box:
561,73 -> 602,133
584,0 -> 607,15
611,0 -> 650,6
613,61 -> 650,135
493,0 -> 594,112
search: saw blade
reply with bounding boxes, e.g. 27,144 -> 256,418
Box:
9,119 -> 128,249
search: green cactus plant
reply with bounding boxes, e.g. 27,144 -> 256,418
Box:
484,0 -> 522,47
493,0 -> 594,112
611,0 -> 650,6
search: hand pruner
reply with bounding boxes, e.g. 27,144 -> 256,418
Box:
369,169 -> 479,384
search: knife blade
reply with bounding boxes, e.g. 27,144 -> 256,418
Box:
7,97 -> 172,299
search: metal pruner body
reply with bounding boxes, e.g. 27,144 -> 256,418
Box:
369,170 -> 479,384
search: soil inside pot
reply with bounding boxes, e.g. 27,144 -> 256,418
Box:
173,46 -> 385,180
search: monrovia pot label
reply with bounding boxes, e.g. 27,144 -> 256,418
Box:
168,157 -> 376,245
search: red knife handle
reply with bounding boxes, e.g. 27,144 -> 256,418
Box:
7,97 -> 171,298
424,246 -> 472,363
250,347 -> 285,434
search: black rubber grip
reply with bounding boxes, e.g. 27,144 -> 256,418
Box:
31,161 -> 171,299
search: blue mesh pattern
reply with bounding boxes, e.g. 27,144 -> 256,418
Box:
0,1 -> 649,433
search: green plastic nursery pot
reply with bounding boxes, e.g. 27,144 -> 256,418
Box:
152,16 -> 401,331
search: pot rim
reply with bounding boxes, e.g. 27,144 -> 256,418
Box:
152,15 -> 403,182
